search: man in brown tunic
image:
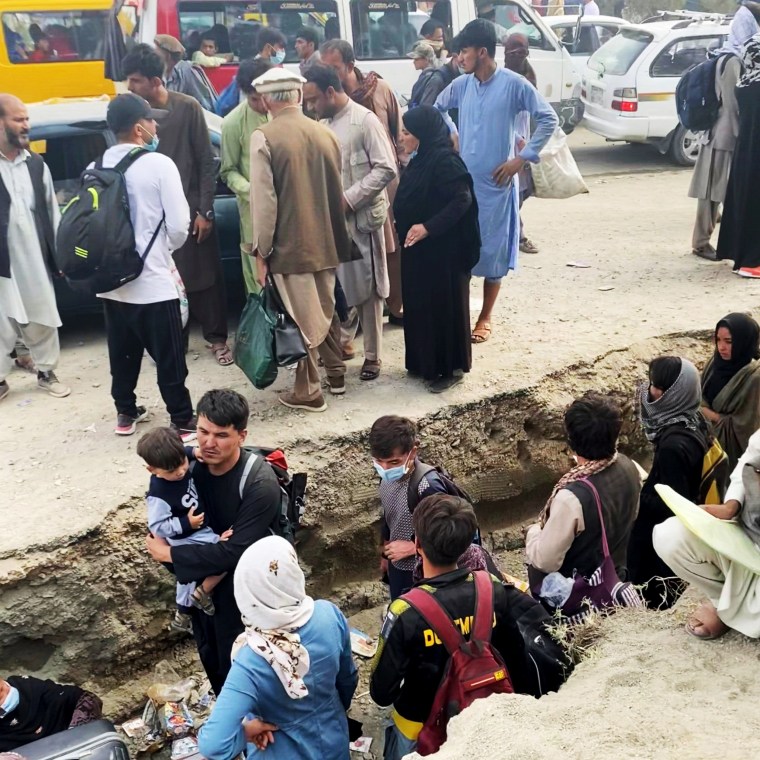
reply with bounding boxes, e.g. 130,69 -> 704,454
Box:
122,44 -> 233,366
320,39 -> 404,324
250,68 -> 354,412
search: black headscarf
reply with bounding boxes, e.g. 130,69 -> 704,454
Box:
702,312 -> 760,405
393,106 -> 480,268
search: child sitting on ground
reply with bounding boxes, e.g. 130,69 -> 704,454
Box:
137,427 -> 232,634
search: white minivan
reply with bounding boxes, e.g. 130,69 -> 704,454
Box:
139,0 -> 583,129
581,15 -> 730,164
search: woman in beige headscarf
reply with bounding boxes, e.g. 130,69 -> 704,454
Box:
198,536 -> 357,759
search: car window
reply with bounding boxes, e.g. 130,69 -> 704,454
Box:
587,27 -> 651,76
478,1 -> 548,49
2,10 -> 108,63
32,132 -> 108,206
177,0 -> 339,63
650,35 -> 724,78
596,23 -> 620,46
349,1 -> 452,60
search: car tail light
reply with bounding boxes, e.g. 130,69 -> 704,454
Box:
611,87 -> 638,112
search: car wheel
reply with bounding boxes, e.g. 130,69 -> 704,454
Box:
669,125 -> 700,166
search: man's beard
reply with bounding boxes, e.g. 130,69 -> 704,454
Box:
6,128 -> 29,149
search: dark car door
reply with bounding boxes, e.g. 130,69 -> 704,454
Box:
31,122 -> 242,317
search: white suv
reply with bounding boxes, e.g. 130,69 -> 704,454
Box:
580,15 -> 730,165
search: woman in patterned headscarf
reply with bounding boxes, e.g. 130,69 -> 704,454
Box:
198,536 -> 357,760
718,35 -> 760,276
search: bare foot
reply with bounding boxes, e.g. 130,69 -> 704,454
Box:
686,602 -> 729,640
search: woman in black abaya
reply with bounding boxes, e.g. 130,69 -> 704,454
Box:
393,106 -> 480,393
718,37 -> 760,277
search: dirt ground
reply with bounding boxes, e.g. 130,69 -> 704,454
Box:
3,167 -> 760,559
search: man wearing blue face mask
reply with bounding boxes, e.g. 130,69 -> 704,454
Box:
369,415 -> 454,599
95,93 -> 195,440
0,676 -> 102,751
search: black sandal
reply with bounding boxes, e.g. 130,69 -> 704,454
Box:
360,359 -> 382,381
191,587 -> 216,616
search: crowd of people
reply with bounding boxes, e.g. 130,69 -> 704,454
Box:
5,9 -> 760,760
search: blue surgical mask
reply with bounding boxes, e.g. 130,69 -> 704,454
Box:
272,49 -> 286,65
138,124 -> 159,152
0,686 -> 20,718
373,452 -> 413,483
408,149 -> 418,160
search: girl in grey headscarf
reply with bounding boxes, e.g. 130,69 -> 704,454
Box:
629,357 -> 716,609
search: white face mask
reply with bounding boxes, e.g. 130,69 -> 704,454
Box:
429,39 -> 444,51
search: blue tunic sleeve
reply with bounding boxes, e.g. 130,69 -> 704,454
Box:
198,655 -> 259,760
515,80 -> 558,163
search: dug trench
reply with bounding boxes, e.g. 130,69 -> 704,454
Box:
0,330 -> 712,719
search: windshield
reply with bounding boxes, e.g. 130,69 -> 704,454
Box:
587,28 -> 652,76
178,1 -> 339,63
349,1 -> 452,61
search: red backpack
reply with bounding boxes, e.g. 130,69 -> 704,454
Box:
403,571 -> 514,755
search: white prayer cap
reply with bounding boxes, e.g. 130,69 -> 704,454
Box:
252,67 -> 306,93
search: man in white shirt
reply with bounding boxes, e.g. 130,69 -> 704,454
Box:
0,94 -> 70,402
654,428 -> 760,640
97,94 -> 195,440
582,0 -> 601,15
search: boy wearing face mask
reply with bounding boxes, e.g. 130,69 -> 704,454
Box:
0,676 -> 102,751
369,415 -> 452,599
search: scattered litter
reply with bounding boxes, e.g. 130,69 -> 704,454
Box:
598,286 -> 615,291
349,736 -> 373,754
566,261 -> 591,268
350,628 -> 378,658
162,702 -> 194,737
16,399 -> 31,407
120,718 -> 148,739
83,424 -> 96,433
171,736 -> 202,760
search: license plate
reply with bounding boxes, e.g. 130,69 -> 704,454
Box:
589,86 -> 604,105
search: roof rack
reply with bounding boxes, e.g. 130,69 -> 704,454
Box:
641,10 -> 731,25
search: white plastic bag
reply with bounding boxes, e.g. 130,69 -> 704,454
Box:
531,127 -> 589,200
170,263 -> 189,327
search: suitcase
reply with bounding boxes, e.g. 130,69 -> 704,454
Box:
19,719 -> 129,760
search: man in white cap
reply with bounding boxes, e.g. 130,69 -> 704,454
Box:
407,41 -> 442,109
250,67 -> 354,412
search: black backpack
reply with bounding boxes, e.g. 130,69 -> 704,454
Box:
238,446 -> 307,544
407,461 -> 474,513
675,53 -> 733,132
55,148 -> 163,295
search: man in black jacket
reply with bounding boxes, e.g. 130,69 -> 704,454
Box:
146,389 -> 282,693
370,495 -> 567,760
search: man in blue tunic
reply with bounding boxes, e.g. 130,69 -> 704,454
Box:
435,19 -> 557,344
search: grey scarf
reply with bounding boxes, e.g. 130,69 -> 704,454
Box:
639,358 -> 702,442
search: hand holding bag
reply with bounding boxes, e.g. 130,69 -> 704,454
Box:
233,292 -> 278,389
265,275 -> 308,367
559,478 -> 643,624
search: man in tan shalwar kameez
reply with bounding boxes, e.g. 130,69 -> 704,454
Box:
249,68 -> 354,412
303,64 -> 397,382
321,39 -> 405,324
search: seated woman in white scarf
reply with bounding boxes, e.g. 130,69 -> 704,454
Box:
198,536 -> 358,759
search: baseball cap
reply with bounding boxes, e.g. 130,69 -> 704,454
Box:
107,93 -> 167,134
407,41 -> 436,61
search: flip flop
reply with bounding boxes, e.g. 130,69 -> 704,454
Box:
210,343 -> 234,366
471,322 -> 492,344
360,359 -> 382,381
685,606 -> 729,640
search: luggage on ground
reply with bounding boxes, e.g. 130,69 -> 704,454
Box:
19,719 -> 129,760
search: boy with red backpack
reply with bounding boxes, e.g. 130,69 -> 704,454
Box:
370,494 -> 568,759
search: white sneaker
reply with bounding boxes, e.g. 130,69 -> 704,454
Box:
37,371 -> 71,398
